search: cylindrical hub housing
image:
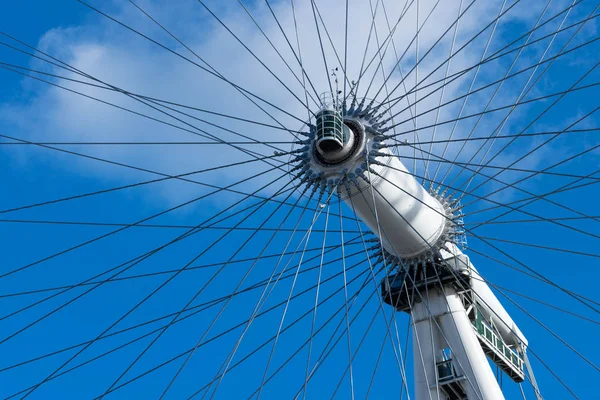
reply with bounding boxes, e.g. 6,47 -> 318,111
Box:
348,149 -> 446,260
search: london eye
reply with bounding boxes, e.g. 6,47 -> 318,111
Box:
0,0 -> 599,398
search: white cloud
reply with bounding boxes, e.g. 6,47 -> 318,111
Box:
1,0 -> 588,208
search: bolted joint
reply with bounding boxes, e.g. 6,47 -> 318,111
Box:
299,130 -> 315,138
291,146 -> 310,154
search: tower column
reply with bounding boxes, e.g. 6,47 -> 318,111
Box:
412,287 -> 505,400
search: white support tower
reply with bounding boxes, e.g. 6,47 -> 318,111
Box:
297,101 -> 539,399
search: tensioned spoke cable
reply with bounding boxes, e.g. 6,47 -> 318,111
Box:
338,197 -> 355,400
127,0 -> 309,135
365,318 -> 410,400
451,2 -> 595,195
0,133 -> 320,224
413,0 -> 419,176
470,276 -> 600,326
0,240 -> 362,300
384,73 -> 600,144
0,240 -> 365,376
308,0 -> 333,96
424,0 -> 465,184
382,33 -> 600,137
352,0 -> 415,107
218,292 -> 374,400
396,153 -> 600,182
328,304 -> 386,399
239,191 -> 398,398
330,195 -> 414,398
0,149 -> 349,227
0,142 -> 293,281
196,0 -> 313,117
72,1 -> 309,128
252,202 -> 324,400
289,0 -> 315,125
0,219 -> 363,234
454,218 -> 600,328
286,284 -> 385,399
194,262 -> 377,400
527,346 -> 579,398
364,163 -> 600,321
378,0 -> 586,110
265,0 -> 322,108
0,167 -> 292,332
0,63 -> 291,165
112,184 -> 315,397
397,143 -> 600,232
395,320 -> 412,400
463,169 -> 600,222
309,0 -> 354,93
474,236 -> 599,259
161,263 -> 379,400
0,139 -> 296,146
203,189 -> 339,399
440,0 -> 557,187
376,0 -> 590,111
7,187 -> 326,396
447,2 -> 564,187
122,0 -> 305,143
371,0 -> 480,108
0,168 -> 292,329
466,215 -> 600,226
0,36 -> 297,157
376,161 -> 600,302
343,0 -> 349,104
369,0 -> 408,126
214,283 -> 379,400
366,0 -> 431,183
400,127 -> 600,146
464,154 -> 600,230
361,158 -> 480,399
363,0 -> 445,105
6,257 -> 371,399
103,176 -> 316,399
236,0 -> 319,109
302,202 -> 330,400
0,60 -> 303,135
347,190 -> 404,372
379,7 -> 599,131
466,246 -> 600,309
462,143 -> 600,226
170,188 -> 325,399
351,0 -> 383,107
19,170 -> 301,399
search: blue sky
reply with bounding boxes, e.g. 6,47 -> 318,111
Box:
1,0 -> 599,399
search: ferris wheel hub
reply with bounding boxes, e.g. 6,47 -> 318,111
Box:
293,98 -> 454,264
292,100 -> 380,194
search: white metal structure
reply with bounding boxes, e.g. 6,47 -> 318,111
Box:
2,1 -> 598,398
305,101 -> 537,399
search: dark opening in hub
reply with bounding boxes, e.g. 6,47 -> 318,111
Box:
318,138 -> 343,154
